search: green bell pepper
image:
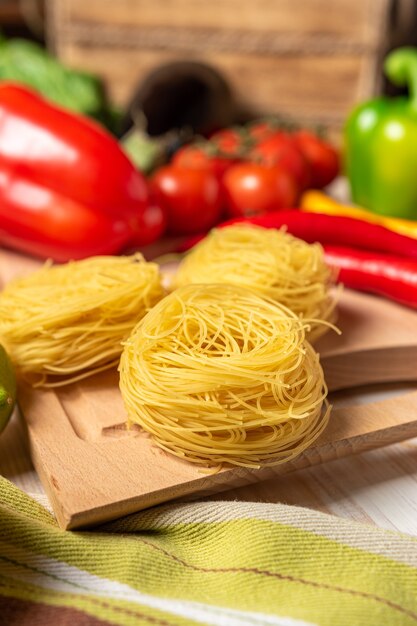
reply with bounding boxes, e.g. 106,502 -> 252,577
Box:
345,47 -> 417,220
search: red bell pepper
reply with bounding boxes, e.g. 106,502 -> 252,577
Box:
323,246 -> 417,309
179,210 -> 417,260
0,83 -> 165,261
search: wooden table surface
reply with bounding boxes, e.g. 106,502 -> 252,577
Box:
2,380 -> 417,535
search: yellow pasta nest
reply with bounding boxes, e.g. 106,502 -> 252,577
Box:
0,254 -> 164,387
175,224 -> 336,341
119,283 -> 330,469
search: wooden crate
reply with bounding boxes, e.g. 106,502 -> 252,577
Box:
45,0 -> 410,136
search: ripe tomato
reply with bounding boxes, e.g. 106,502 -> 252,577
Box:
223,163 -> 297,218
129,189 -> 167,246
150,166 -> 222,235
249,132 -> 311,195
209,128 -> 249,158
172,145 -> 237,182
293,130 -> 339,189
247,121 -> 277,143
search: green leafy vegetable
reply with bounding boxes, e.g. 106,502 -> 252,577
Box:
0,36 -> 120,130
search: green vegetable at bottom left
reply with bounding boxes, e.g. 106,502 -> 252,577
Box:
0,343 -> 16,434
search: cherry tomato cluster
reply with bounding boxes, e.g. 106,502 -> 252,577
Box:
150,121 -> 339,236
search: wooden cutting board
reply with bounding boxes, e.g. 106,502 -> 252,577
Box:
2,248 -> 417,529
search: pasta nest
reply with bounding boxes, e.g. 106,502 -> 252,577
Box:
120,283 -> 330,469
175,224 -> 337,341
0,254 -> 164,387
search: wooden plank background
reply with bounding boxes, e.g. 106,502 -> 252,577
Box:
46,0 -> 393,134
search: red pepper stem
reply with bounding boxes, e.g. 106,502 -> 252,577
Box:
120,128 -> 164,174
384,47 -> 417,112
0,387 -> 11,407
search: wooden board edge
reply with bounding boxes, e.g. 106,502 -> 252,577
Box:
57,399 -> 417,529
323,345 -> 417,391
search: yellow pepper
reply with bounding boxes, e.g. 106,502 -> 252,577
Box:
301,190 -> 417,239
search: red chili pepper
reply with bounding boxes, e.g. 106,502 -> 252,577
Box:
0,83 -> 164,261
179,210 -> 417,260
323,246 -> 417,309
227,211 -> 417,259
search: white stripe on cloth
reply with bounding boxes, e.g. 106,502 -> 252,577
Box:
0,542 -> 316,626
107,500 -> 417,568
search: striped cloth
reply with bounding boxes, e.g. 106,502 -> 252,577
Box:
1,476 -> 417,626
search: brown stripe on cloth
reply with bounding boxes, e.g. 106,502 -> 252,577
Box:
0,595 -> 114,626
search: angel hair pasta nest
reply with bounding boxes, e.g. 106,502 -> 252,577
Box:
175,224 -> 337,341
0,254 -> 164,387
119,283 -> 330,469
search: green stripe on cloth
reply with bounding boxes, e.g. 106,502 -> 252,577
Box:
1,476 -> 417,626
